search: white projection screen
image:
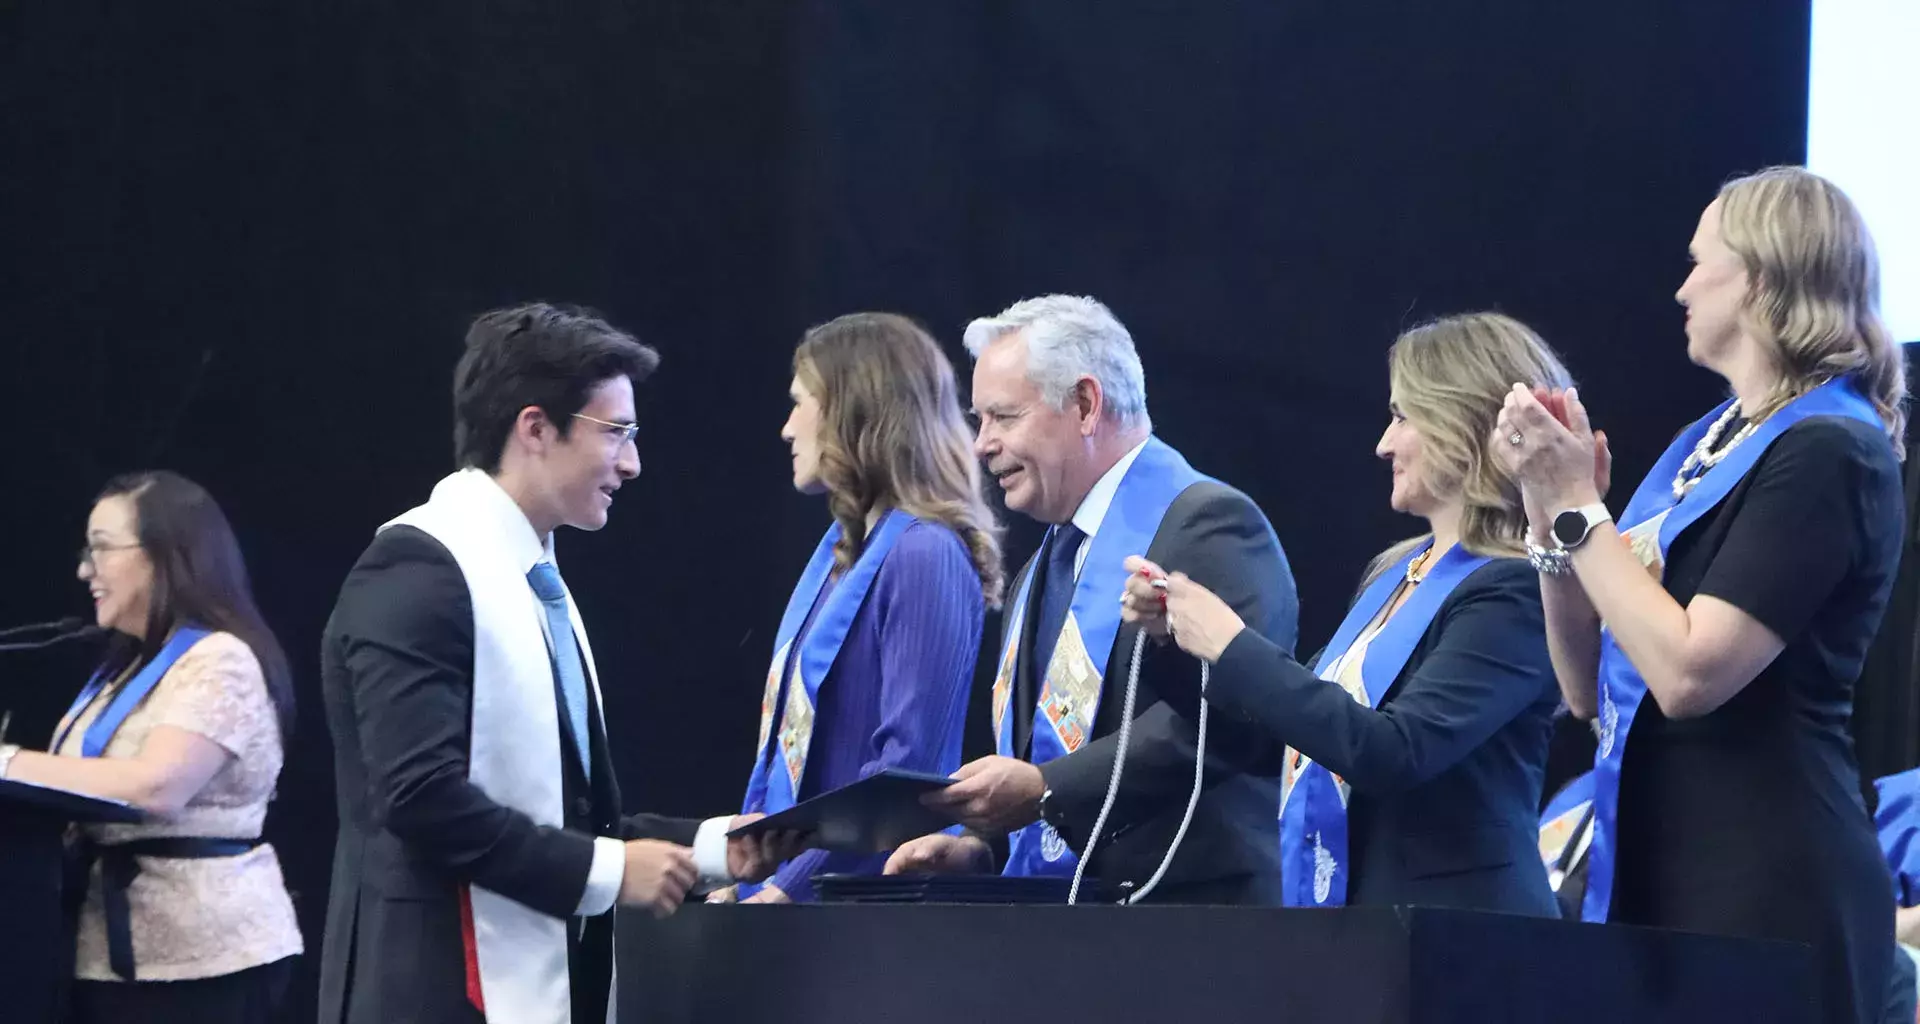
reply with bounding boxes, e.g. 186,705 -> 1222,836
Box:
1807,0 -> 1919,341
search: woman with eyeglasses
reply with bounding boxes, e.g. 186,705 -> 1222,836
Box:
718,312 -> 1002,904
0,471 -> 301,1023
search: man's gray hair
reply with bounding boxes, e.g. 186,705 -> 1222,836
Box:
962,294 -> 1150,430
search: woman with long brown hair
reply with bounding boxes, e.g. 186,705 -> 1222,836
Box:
0,471 -> 300,1022
724,312 -> 1003,903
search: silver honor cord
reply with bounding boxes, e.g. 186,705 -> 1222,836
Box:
1067,628 -> 1212,906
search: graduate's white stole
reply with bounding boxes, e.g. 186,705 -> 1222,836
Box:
1581,379 -> 1883,923
736,510 -> 913,898
385,469 -> 606,1024
991,437 -> 1207,879
1277,543 -> 1490,906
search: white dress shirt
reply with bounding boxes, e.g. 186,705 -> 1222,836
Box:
463,478 -> 730,916
1062,438 -> 1151,581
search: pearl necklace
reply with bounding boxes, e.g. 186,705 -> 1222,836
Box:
1672,401 -> 1760,499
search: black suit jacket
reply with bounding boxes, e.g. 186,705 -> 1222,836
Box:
1022,480 -> 1297,905
318,526 -> 699,1024
1199,557 -> 1560,916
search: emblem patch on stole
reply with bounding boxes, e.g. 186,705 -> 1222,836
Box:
1624,511 -> 1669,582
1312,831 -> 1337,905
1599,682 -> 1618,759
1040,822 -> 1069,862
1597,511 -> 1662,761
778,682 -> 815,792
1538,803 -> 1590,863
991,636 -> 1018,741
755,641 -> 791,755
1037,613 -> 1102,754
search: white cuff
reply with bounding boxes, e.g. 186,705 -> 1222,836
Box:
693,816 -> 733,885
575,836 -> 626,917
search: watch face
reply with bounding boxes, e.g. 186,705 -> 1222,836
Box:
1552,509 -> 1587,547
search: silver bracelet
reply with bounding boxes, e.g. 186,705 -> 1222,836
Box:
1525,535 -> 1574,576
0,743 -> 21,779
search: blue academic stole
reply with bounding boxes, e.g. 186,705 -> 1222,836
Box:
1581,378 -> 1883,922
1278,544 -> 1491,906
739,511 -> 914,894
992,438 -> 1208,879
53,626 -> 214,757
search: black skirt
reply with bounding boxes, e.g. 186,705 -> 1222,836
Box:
68,956 -> 294,1024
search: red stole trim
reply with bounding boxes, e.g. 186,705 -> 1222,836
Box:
459,885 -> 487,1013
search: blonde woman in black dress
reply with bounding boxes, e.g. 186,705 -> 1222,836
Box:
1499,166 -> 1905,1024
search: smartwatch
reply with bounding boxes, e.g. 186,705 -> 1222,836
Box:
1551,503 -> 1613,551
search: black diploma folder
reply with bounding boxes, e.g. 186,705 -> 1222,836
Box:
727,768 -> 959,853
0,775 -> 142,822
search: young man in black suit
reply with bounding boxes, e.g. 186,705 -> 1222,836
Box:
318,304 -> 795,1024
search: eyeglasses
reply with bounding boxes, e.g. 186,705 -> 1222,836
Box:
77,542 -> 141,567
571,413 -> 640,444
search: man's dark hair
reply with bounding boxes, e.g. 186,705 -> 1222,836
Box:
452,302 -> 661,472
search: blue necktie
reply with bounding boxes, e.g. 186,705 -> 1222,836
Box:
1029,523 -> 1086,689
526,562 -> 593,780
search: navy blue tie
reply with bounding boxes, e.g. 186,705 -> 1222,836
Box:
526,562 -> 593,780
1029,523 -> 1086,686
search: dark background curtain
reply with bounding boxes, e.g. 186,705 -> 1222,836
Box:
9,2 -> 1911,1018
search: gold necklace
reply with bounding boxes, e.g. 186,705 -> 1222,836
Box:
1404,547 -> 1437,584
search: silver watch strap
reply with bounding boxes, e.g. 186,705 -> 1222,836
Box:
1525,535 -> 1574,576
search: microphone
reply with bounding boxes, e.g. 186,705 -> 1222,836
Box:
0,624 -> 108,654
0,617 -> 86,641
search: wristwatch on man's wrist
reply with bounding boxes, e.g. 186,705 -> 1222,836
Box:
0,743 -> 21,779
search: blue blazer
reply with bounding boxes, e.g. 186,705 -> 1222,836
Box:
1200,557 -> 1560,917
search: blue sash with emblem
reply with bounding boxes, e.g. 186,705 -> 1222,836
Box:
739,510 -> 914,897
992,437 -> 1208,879
53,626 -> 215,757
1581,378 -> 1883,922
1278,544 -> 1491,906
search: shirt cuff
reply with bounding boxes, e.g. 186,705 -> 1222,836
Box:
575,835 -> 626,917
693,816 -> 733,885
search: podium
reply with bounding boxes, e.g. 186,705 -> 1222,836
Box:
617,902 -> 1814,1024
0,777 -> 142,1024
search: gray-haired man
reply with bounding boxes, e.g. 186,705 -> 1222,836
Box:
887,295 -> 1297,904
